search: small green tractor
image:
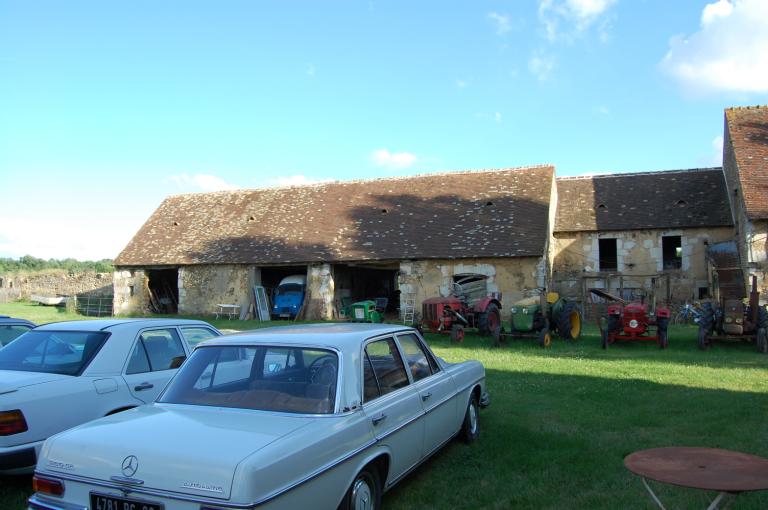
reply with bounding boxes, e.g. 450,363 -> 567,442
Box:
503,292 -> 582,347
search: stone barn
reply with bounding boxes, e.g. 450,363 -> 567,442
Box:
551,168 -> 734,310
113,166 -> 556,321
721,105 -> 768,296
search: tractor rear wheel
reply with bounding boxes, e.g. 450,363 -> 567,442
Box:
556,301 -> 582,340
757,328 -> 768,354
478,303 -> 501,336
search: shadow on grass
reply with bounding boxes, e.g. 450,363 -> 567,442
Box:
383,369 -> 768,510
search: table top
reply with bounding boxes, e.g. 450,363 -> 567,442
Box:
625,447 -> 768,492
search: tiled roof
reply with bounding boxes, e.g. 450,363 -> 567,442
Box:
554,168 -> 732,233
725,106 -> 768,220
115,166 -> 554,266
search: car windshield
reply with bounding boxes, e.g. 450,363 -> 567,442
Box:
159,345 -> 338,414
275,284 -> 303,297
0,330 -> 108,375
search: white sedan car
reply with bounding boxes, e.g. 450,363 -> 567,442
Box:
0,318 -> 221,474
28,323 -> 489,510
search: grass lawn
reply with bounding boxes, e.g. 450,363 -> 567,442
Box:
2,302 -> 768,509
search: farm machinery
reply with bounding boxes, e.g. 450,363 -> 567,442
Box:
504,292 -> 582,347
697,241 -> 768,352
421,275 -> 502,342
591,289 -> 671,349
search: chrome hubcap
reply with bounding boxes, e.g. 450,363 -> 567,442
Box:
351,477 -> 373,510
469,402 -> 478,435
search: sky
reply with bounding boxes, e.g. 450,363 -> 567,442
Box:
1,0 -> 768,261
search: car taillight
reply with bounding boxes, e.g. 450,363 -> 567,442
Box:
32,475 -> 65,496
0,409 -> 28,435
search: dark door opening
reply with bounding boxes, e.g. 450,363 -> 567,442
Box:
333,264 -> 399,317
260,266 -> 308,320
599,239 -> 618,272
147,269 -> 179,314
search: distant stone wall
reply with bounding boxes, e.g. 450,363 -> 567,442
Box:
0,271 -> 113,300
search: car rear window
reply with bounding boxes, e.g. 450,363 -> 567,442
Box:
0,331 -> 108,375
159,345 -> 338,414
0,324 -> 34,347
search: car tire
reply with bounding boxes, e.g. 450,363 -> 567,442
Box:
341,465 -> 382,510
460,394 -> 480,444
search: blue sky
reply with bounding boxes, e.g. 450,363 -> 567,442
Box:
1,0 -> 767,260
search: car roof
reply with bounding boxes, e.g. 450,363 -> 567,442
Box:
0,316 -> 36,327
202,323 -> 418,351
34,318 -> 216,331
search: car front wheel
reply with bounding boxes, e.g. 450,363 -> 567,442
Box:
460,394 -> 480,444
341,465 -> 382,510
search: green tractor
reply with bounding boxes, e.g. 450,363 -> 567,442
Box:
504,292 -> 582,347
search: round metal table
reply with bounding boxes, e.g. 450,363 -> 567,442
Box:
625,447 -> 768,510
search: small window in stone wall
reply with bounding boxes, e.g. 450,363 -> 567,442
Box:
662,236 -> 682,270
129,285 -> 134,297
599,238 -> 618,272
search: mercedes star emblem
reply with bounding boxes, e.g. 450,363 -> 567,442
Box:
121,455 -> 139,478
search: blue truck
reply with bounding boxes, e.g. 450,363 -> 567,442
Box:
270,275 -> 307,319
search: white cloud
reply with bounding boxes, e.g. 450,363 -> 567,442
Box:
306,63 -> 316,77
494,112 -> 502,123
371,149 -> 418,170
0,215 -> 132,260
488,12 -> 512,35
538,0 -> 617,41
661,0 -> 768,94
597,105 -> 610,115
262,175 -> 332,187
456,79 -> 468,89
167,173 -> 239,192
529,52 -> 555,80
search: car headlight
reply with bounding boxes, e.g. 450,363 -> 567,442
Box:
510,307 -> 517,313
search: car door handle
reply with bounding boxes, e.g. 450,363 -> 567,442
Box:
421,392 -> 432,402
371,413 -> 387,426
134,382 -> 154,391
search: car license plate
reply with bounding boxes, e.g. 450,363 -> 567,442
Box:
90,492 -> 164,510
279,313 -> 290,318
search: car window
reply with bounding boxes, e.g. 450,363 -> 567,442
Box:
396,333 -> 436,382
0,324 -> 33,347
179,326 -> 219,347
160,345 -> 337,414
0,330 -> 108,375
126,329 -> 186,375
363,337 -> 409,402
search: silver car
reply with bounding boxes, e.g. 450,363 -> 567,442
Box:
0,318 -> 221,474
29,323 -> 489,510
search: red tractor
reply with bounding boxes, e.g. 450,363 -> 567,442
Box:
590,289 -> 671,349
421,275 -> 502,342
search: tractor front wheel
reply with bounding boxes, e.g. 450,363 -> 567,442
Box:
697,326 -> 709,350
539,328 -> 552,348
657,317 -> 669,349
757,328 -> 768,354
556,301 -> 582,340
478,303 -> 501,336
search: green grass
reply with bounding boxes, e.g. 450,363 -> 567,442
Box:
2,302 -> 768,509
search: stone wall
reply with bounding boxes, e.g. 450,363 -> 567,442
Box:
0,271 -> 113,301
113,269 -> 149,315
178,265 -> 251,316
551,226 -> 735,304
398,257 -> 543,321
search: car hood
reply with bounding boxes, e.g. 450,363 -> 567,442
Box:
0,370 -> 70,395
42,404 -> 317,500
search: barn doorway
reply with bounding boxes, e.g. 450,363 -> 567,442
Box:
333,263 -> 399,317
260,266 -> 309,319
147,268 -> 179,314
